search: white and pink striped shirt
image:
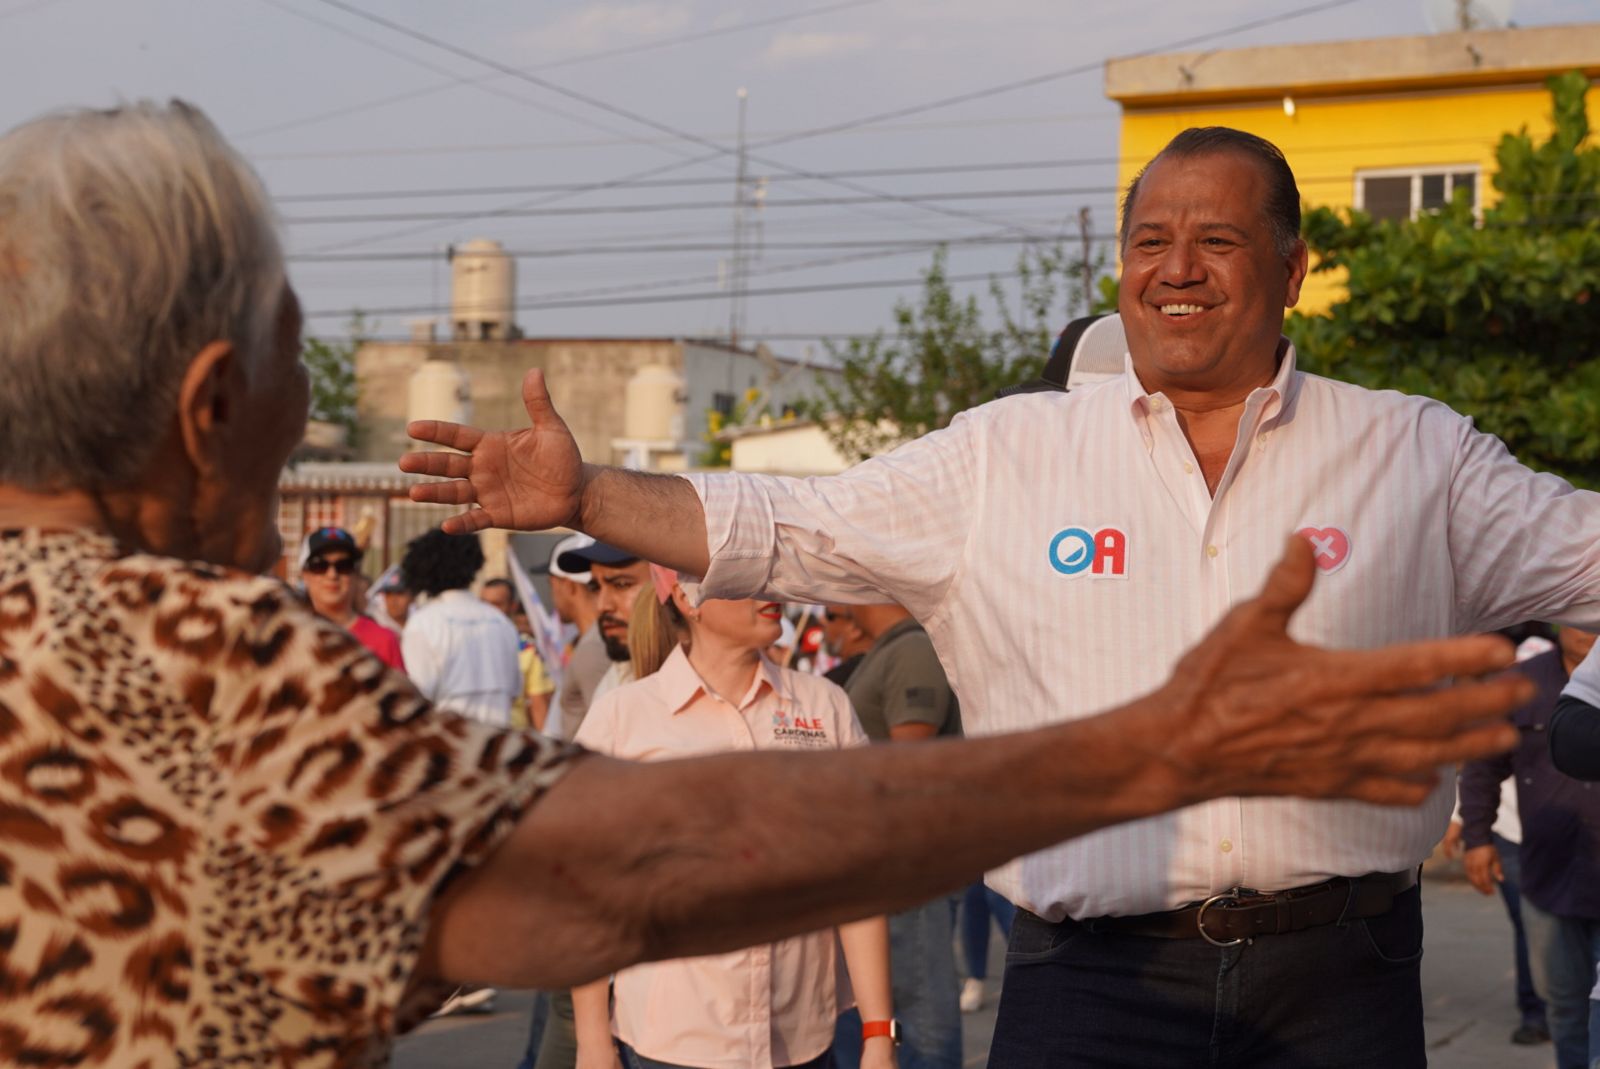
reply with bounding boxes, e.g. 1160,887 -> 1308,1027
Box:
685,343 -> 1600,921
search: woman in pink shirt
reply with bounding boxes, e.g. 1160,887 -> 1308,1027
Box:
572,569 -> 896,1069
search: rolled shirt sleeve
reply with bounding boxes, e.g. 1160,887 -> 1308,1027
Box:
1443,404 -> 1600,633
682,409 -> 981,621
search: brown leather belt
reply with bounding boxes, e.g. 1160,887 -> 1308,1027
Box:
1080,869 -> 1419,947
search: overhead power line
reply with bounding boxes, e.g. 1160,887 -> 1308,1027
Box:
302,0 -> 1067,249
304,267 -> 1033,319
243,0 -> 880,141
297,0 -> 1366,254
283,185 -> 1118,225
274,157 -> 1113,203
286,231 -> 1110,263
252,110 -> 1116,161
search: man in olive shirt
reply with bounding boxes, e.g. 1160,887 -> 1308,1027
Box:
833,602 -> 963,1069
846,603 -> 962,742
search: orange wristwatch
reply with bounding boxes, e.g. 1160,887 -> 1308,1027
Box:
861,1019 -> 901,1044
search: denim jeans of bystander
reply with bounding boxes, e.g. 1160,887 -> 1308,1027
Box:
833,894 -> 962,1069
1521,898 -> 1600,1069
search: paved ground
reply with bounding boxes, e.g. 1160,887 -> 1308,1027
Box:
394,876 -> 1557,1069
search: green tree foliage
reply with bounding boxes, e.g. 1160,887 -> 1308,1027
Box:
813,240 -> 1110,462
1288,72 -> 1600,486
302,314 -> 368,446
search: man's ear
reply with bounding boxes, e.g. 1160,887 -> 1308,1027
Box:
1284,239 -> 1310,309
176,340 -> 238,475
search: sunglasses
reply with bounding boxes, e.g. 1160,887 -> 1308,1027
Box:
304,556 -> 358,576
824,610 -> 850,622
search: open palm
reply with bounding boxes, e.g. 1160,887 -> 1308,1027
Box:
399,369 -> 584,534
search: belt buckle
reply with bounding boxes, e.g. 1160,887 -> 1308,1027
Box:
1196,890 -> 1245,948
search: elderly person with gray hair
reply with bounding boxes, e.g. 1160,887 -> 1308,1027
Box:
0,99 -> 1532,1068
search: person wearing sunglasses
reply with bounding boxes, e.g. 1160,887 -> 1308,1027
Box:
302,526 -> 404,671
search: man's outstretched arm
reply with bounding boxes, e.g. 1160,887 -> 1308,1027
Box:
400,368 -> 711,574
418,538 -> 1528,992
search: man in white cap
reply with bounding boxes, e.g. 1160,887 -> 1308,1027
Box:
548,533 -> 607,742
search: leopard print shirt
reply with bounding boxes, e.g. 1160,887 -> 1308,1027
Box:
0,529 -> 574,1068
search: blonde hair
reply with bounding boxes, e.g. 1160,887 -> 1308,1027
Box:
628,584 -> 686,679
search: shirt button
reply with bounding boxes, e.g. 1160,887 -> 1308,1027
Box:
1206,544 -> 1220,558
1183,461 -> 1195,474
1150,397 -> 1167,411
1219,839 -> 1233,853
1257,433 -> 1268,446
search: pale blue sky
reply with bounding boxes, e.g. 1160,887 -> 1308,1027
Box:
4,0 -> 1594,355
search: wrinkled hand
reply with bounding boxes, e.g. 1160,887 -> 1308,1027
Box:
1440,820 -> 1465,859
399,369 -> 583,534
1464,844 -> 1504,895
1149,536 -> 1526,808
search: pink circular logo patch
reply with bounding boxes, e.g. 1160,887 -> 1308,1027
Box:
1296,526 -> 1351,574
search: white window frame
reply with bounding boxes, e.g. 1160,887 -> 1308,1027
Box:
1352,165 -> 1481,222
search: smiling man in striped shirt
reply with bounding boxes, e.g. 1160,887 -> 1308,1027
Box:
402,127 -> 1600,1068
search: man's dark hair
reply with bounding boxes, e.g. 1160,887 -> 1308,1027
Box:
1119,127 -> 1302,257
401,529 -> 485,596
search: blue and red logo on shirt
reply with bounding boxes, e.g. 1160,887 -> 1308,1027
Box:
1047,526 -> 1128,579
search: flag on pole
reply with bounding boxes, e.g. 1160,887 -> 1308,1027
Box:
506,551 -> 568,692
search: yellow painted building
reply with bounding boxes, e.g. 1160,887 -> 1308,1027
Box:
1105,23 -> 1600,310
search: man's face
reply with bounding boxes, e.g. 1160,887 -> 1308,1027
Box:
382,589 -> 412,625
592,559 -> 649,661
481,583 -> 515,617
1118,152 -> 1308,396
821,605 -> 862,658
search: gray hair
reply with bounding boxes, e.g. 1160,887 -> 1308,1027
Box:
0,100 -> 285,491
1119,126 -> 1303,258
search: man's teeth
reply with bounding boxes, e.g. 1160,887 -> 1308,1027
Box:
1160,304 -> 1206,316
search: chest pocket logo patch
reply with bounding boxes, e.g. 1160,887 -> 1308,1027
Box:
1048,526 -> 1128,579
1296,526 -> 1351,574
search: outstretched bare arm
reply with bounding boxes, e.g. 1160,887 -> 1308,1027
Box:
400,368 -> 710,574
419,538 -> 1527,991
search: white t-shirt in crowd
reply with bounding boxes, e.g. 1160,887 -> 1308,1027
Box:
402,589 -> 522,726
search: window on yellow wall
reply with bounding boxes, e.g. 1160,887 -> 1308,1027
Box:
1354,168 -> 1478,223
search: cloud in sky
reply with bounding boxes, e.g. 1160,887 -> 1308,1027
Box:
521,2 -> 696,56
762,30 -> 874,64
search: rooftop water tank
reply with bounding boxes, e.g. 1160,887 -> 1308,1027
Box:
624,364 -> 685,443
407,357 -> 472,441
451,239 -> 516,341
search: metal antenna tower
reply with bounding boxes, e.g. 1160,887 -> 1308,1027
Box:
728,87 -> 751,347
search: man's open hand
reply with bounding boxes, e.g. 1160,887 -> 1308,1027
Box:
399,369 -> 582,534
1147,536 -> 1525,808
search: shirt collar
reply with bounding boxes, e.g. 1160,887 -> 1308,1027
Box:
657,644 -> 783,715
1121,336 -> 1301,427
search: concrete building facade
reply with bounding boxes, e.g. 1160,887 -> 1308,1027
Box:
354,335 -> 836,469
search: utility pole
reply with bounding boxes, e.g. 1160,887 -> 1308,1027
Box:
1077,206 -> 1095,317
728,87 -> 750,348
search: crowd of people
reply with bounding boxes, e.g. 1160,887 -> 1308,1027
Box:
1,95 -> 1596,1069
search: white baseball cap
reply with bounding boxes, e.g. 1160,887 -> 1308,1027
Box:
549,533 -> 595,582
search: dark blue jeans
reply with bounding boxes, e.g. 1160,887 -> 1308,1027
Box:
833,894 -> 962,1069
960,882 -> 1017,982
988,883 -> 1426,1068
1521,897 -> 1600,1069
1493,833 -> 1549,1027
